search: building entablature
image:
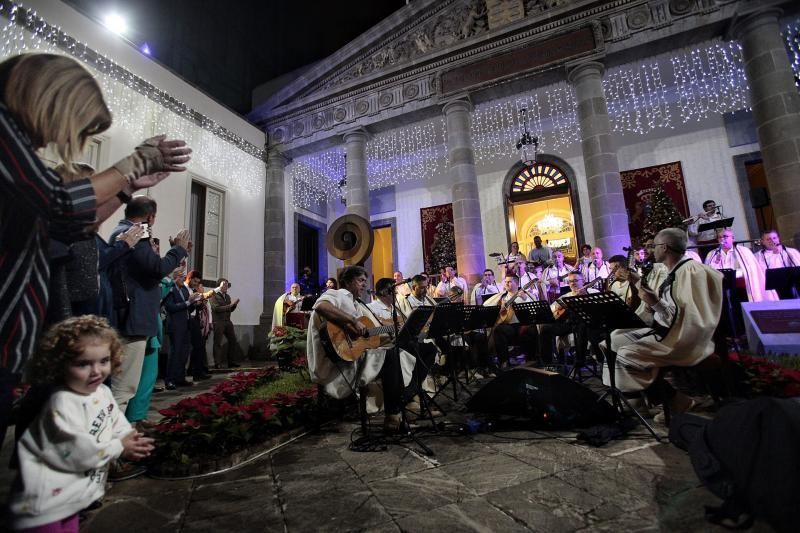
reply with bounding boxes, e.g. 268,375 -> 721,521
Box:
254,0 -> 764,157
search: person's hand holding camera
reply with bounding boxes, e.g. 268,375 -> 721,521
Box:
119,224 -> 145,248
188,292 -> 203,304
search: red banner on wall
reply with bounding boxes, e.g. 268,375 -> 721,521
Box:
420,203 -> 455,275
620,161 -> 689,245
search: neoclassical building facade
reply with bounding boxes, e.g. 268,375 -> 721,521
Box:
250,0 -> 800,334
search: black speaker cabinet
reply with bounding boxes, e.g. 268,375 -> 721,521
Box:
466,367 -> 616,428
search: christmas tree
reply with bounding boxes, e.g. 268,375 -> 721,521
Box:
640,185 -> 687,244
427,221 -> 457,274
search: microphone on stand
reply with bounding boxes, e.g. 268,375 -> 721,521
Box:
392,277 -> 413,287
488,252 -> 502,257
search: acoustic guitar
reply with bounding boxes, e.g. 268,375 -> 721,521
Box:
551,275 -> 606,320
324,316 -> 394,362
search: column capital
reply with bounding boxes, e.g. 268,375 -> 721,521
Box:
266,148 -> 289,168
342,127 -> 370,144
566,60 -> 605,84
442,95 -> 473,115
731,7 -> 782,39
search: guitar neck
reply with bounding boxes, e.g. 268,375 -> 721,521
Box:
365,324 -> 395,337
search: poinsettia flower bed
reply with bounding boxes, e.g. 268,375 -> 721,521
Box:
729,352 -> 800,398
150,364 -> 318,472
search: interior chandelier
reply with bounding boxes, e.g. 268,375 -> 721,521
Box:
537,214 -> 563,235
516,108 -> 539,167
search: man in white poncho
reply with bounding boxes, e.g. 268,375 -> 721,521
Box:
605,228 -> 723,413
306,266 -> 416,432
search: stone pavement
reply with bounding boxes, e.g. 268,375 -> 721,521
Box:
1,366 -> 772,532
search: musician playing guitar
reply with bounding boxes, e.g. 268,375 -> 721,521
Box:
283,283 -> 304,315
306,266 -> 416,433
543,250 -> 573,301
482,275 -> 539,368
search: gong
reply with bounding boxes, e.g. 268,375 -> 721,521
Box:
326,214 -> 374,266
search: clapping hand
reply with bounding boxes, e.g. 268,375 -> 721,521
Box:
145,134 -> 192,172
131,172 -> 170,191
121,431 -> 155,461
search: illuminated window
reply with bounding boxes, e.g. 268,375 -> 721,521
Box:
511,163 -> 567,196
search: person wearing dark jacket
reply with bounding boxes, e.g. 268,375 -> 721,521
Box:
108,196 -> 190,411
163,269 -> 201,389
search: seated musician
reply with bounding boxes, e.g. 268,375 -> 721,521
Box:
306,266 -> 416,432
393,271 -> 412,298
401,274 -> 438,316
543,251 -> 573,300
435,266 -> 469,297
537,271 -> 599,366
483,275 -> 538,367
755,229 -> 800,300
704,229 -> 766,302
472,268 -> 500,305
607,229 -> 723,416
515,258 -> 537,289
607,255 -> 636,308
580,246 -> 611,285
271,282 -> 303,328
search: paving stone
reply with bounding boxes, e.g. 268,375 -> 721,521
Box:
194,454 -> 274,486
440,453 -> 548,495
492,438 -> 613,475
181,505 -> 284,532
339,444 -> 431,483
368,468 -> 478,519
555,462 -> 666,513
485,476 -> 596,532
83,498 -> 188,533
282,488 -> 393,532
187,478 -> 278,521
395,497 -> 531,532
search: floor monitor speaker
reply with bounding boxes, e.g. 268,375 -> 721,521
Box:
466,367 -> 616,428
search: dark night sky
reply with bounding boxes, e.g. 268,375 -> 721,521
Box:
64,0 -> 408,116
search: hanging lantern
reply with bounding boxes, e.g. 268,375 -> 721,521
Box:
516,108 -> 539,166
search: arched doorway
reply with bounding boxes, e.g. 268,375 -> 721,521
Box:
503,157 -> 584,264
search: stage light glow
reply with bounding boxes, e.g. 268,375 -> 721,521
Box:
103,13 -> 127,36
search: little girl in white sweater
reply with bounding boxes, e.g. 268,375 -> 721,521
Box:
8,316 -> 154,532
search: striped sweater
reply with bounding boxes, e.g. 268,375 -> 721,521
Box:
0,102 -> 96,373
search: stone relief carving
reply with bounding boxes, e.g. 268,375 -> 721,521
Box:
320,0 -> 584,91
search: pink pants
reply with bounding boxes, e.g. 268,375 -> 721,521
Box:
18,514 -> 79,533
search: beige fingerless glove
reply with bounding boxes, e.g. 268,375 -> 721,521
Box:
112,137 -> 164,184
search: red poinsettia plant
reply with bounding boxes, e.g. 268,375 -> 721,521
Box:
729,352 -> 800,398
152,365 -> 317,464
269,325 -> 307,369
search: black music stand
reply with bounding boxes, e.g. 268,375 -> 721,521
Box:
561,292 -> 662,441
513,301 -> 554,325
349,305 -> 437,455
461,305 -> 500,383
765,266 -> 800,300
697,216 -> 734,235
424,303 -> 471,403
717,268 -> 741,353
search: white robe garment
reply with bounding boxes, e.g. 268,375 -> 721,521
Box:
306,288 -> 414,400
604,260 -> 723,392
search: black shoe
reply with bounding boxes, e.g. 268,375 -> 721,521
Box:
152,386 -> 165,393
175,380 -> 195,387
193,374 -> 212,381
228,363 -> 241,368
165,382 -> 177,391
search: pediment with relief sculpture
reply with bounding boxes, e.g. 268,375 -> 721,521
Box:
307,0 -> 577,94
259,0 -> 579,115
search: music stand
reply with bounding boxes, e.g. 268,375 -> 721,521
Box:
561,292 -> 662,441
299,295 -> 318,312
423,304 -> 472,403
350,305 -> 437,455
717,268 -> 741,353
697,216 -> 734,234
512,301 -> 554,325
765,267 -> 800,300
463,305 -> 500,331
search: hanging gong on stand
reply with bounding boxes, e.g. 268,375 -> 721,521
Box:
326,214 -> 374,266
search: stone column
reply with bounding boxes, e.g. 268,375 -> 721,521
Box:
734,8 -> 800,247
255,148 -> 288,357
342,128 -> 370,221
443,96 -> 486,285
567,61 -> 630,253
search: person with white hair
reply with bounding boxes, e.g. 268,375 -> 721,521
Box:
606,228 -> 723,417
